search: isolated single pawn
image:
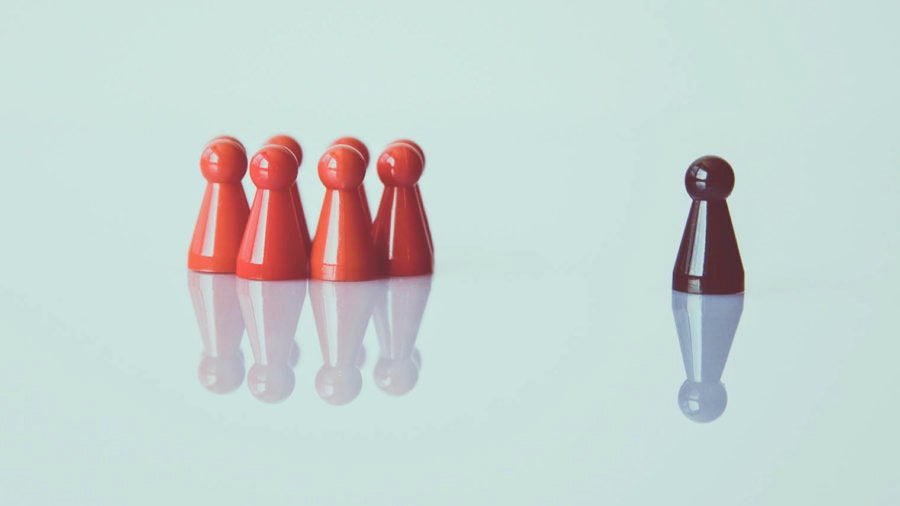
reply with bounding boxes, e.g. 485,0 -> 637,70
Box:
187,271 -> 246,394
237,279 -> 305,403
673,156 -> 744,294
330,136 -> 373,223
309,145 -> 382,281
188,138 -> 250,273
236,145 -> 308,280
265,134 -> 311,252
373,142 -> 433,276
672,290 -> 744,423
372,275 -> 432,396
392,139 -> 432,254
309,280 -> 384,405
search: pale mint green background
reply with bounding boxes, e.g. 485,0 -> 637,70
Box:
1,0 -> 898,505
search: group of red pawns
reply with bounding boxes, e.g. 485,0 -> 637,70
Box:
188,135 -> 433,281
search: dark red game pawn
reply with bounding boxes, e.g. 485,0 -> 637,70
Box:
672,290 -> 744,423
187,271 -> 246,394
329,137 -> 372,223
309,145 -> 382,281
393,139 -> 432,254
265,134 -> 311,253
188,138 -> 250,273
672,156 -> 744,294
236,145 -> 308,280
372,275 -> 432,396
373,142 -> 433,276
237,278 -> 305,403
309,280 -> 384,405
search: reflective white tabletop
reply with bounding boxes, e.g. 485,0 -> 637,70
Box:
2,1 -> 899,504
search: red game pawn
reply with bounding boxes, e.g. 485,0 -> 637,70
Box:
209,135 -> 245,152
392,139 -> 432,254
309,145 -> 382,281
329,137 -> 372,223
188,138 -> 250,273
265,134 -> 311,252
373,142 -> 433,276
672,156 -> 744,294
235,145 -> 308,280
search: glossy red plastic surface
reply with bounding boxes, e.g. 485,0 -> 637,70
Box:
236,145 -> 309,280
373,141 -> 433,276
309,145 -> 383,281
237,279 -> 305,403
329,137 -> 372,224
188,138 -> 250,273
672,156 -> 744,294
393,139 -> 432,253
187,272 -> 246,394
265,135 -> 311,252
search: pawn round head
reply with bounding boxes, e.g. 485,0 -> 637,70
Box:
330,137 -> 370,166
315,366 -> 363,405
208,135 -> 245,153
377,142 -> 425,187
373,357 -> 420,396
265,134 -> 303,167
249,144 -> 299,190
392,139 -> 425,165
197,352 -> 245,394
200,139 -> 248,183
685,156 -> 735,200
247,364 -> 296,403
317,145 -> 367,190
678,380 -> 727,423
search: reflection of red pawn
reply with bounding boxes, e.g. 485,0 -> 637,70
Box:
309,280 -> 383,405
236,145 -> 308,280
265,134 -> 311,253
310,145 -> 382,281
373,142 -> 433,276
188,138 -> 250,273
329,137 -> 372,223
187,271 -> 246,394
237,279 -> 305,403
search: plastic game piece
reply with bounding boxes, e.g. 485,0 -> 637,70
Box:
235,145 -> 309,280
265,134 -> 311,252
373,141 -> 433,276
672,290 -> 744,423
187,271 -> 246,394
309,280 -> 384,405
392,139 -> 432,253
209,135 -> 245,152
188,138 -> 250,273
372,275 -> 432,395
237,279 -> 305,403
672,156 -> 744,294
309,145 -> 383,281
329,136 -> 373,223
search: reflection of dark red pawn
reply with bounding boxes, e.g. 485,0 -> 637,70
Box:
188,138 -> 250,273
236,145 -> 308,280
373,142 -> 433,276
265,134 -> 311,252
673,156 -> 744,294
